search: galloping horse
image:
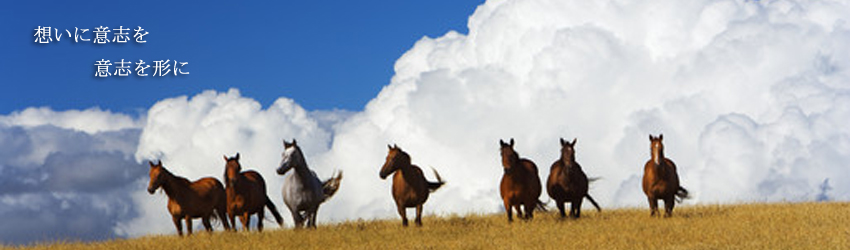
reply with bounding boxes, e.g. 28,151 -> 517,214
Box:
499,138 -> 545,222
546,138 -> 601,219
223,153 -> 284,231
147,160 -> 231,235
277,139 -> 343,229
642,134 -> 689,217
379,144 -> 445,227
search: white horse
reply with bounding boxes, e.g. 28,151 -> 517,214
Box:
277,139 -> 343,228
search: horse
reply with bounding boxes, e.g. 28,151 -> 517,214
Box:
546,138 -> 601,219
642,134 -> 689,217
223,153 -> 284,231
277,139 -> 343,229
379,144 -> 445,227
499,138 -> 545,222
147,160 -> 231,236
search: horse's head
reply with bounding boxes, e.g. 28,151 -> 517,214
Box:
499,138 -> 519,171
649,134 -> 665,165
380,144 -> 409,179
277,139 -> 304,175
560,138 -> 577,164
147,160 -> 167,194
223,153 -> 241,186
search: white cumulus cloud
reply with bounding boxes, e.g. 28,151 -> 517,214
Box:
0,108 -> 143,245
314,0 -> 850,222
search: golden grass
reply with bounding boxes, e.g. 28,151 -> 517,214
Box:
6,202 -> 849,250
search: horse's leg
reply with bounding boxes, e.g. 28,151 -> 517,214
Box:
290,208 -> 305,229
239,213 -> 251,231
525,202 -> 534,220
229,213 -> 237,231
573,197 -> 583,219
647,197 -> 659,217
184,216 -> 193,236
257,210 -> 265,232
415,204 -> 423,227
556,200 -> 566,219
202,216 -> 213,233
217,209 -> 231,231
172,216 -> 183,236
503,200 -> 513,222
514,204 -> 525,220
308,208 -> 319,228
396,204 -> 409,227
664,196 -> 675,218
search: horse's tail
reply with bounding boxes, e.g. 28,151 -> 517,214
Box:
535,200 -> 548,212
675,186 -> 689,203
265,197 -> 284,226
216,202 -> 232,231
427,167 -> 445,192
585,176 -> 602,212
321,170 -> 344,203
214,181 -> 232,231
584,194 -> 602,212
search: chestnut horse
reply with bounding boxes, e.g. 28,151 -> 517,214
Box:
147,160 -> 231,236
223,153 -> 284,231
379,144 -> 445,227
642,134 -> 689,217
499,138 -> 545,222
547,138 -> 601,219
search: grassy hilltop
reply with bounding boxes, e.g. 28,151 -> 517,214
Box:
7,202 -> 849,250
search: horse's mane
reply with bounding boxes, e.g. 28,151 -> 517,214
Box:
519,158 -> 538,174
157,167 -> 194,199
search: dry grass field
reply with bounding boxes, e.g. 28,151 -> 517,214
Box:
6,202 -> 849,250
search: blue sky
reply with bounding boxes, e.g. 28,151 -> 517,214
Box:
0,0 -> 483,115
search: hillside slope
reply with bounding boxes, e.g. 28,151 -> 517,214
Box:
9,202 -> 850,249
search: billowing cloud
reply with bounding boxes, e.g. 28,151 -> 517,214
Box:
315,0 -> 850,221
0,109 -> 143,245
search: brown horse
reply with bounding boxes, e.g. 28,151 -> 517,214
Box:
147,160 -> 231,236
499,138 -> 544,222
547,138 -> 601,219
379,144 -> 445,227
223,153 -> 284,231
642,134 -> 689,217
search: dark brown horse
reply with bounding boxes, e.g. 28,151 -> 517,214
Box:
223,153 -> 283,231
147,160 -> 231,236
499,138 -> 544,222
642,134 -> 689,217
379,144 -> 445,227
547,138 -> 601,219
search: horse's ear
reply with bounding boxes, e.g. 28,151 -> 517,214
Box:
223,155 -> 229,161
388,144 -> 393,150
509,138 -> 515,147
560,138 -> 566,146
292,139 -> 297,146
649,134 -> 654,141
659,134 -> 663,140
157,160 -> 162,166
149,161 -> 155,168
499,139 -> 505,146
393,144 -> 399,150
235,153 -> 240,161
571,138 -> 577,146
